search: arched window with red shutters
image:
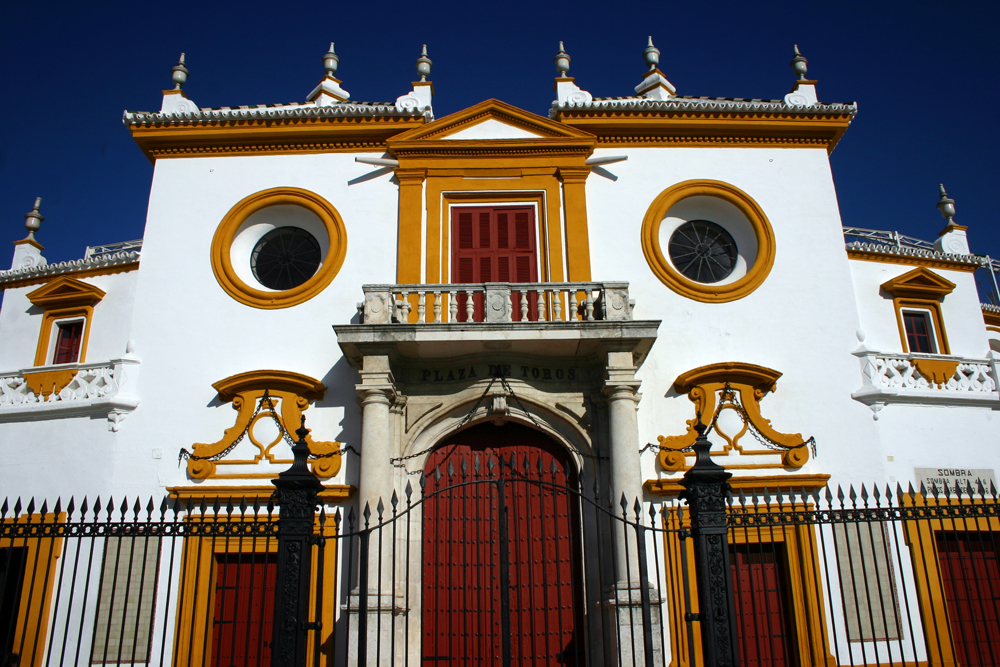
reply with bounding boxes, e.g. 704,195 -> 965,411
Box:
451,206 -> 538,321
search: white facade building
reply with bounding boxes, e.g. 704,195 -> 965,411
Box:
1,41 -> 998,667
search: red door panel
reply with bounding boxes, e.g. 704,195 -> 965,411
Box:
937,532 -> 1000,666
421,423 -> 580,666
451,207 -> 538,322
730,544 -> 797,667
211,554 -> 277,667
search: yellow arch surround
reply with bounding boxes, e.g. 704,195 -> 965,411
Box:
640,180 -> 776,302
210,187 -> 347,309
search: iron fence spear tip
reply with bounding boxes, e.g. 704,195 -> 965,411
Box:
26,497 -> 35,515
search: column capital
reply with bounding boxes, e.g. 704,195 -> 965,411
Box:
557,166 -> 592,183
356,383 -> 396,406
394,168 -> 427,184
604,365 -> 641,401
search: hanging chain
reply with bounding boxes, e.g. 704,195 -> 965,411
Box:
640,382 -> 817,457
178,389 -> 359,465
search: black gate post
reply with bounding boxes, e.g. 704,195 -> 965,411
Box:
271,416 -> 323,667
679,422 -> 740,667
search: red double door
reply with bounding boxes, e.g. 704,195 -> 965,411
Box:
730,544 -> 797,667
937,532 -> 1000,666
421,422 -> 581,666
210,555 -> 277,667
452,206 -> 538,321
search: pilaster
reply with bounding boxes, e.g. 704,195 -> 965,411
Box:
558,167 -> 593,281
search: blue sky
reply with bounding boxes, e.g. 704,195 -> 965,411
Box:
2,0 -> 997,272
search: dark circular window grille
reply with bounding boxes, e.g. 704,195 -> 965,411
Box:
251,227 -> 322,290
667,220 -> 739,284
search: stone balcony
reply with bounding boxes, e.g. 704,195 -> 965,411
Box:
338,281 -> 658,364
0,357 -> 141,431
852,348 -> 999,417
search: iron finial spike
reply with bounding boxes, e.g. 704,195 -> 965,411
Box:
376,498 -> 385,519
391,490 -> 399,510
404,480 -> 413,499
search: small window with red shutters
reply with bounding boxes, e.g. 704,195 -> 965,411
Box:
902,310 -> 936,354
451,206 -> 538,321
52,320 -> 84,364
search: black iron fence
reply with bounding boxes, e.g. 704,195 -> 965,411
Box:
2,422 -> 999,667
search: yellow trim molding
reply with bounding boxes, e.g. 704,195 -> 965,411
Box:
386,100 -> 598,291
128,114 -> 424,162
210,187 -> 347,309
167,484 -> 354,503
656,362 -> 812,472
882,268 -> 955,355
27,277 -> 106,370
188,370 -> 342,480
641,180 -> 775,303
1,511 -> 65,667
554,104 -> 854,155
644,473 -> 830,495
845,248 -> 979,273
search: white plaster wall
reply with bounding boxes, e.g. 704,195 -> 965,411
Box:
586,146 -> 885,488
109,152 -> 399,497
848,260 -> 992,357
0,272 -> 138,371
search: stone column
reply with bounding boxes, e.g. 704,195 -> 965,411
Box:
602,343 -> 662,667
351,350 -> 401,665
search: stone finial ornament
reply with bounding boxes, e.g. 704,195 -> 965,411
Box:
790,45 -> 808,79
554,41 -> 571,77
416,44 -> 432,82
171,54 -> 189,90
643,36 -> 660,71
23,197 -> 43,241
937,184 -> 957,222
323,42 -> 340,77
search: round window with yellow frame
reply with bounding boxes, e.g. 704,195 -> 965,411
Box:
640,180 -> 776,303
211,187 -> 348,309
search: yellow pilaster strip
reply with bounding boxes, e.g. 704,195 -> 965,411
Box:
395,169 -> 426,284
558,167 -> 592,281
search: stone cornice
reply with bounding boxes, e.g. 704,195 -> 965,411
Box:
846,242 -> 981,272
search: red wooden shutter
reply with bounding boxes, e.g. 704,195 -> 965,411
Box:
451,206 -> 537,322
53,321 -> 84,364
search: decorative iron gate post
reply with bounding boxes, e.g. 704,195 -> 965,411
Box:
271,417 -> 323,667
679,423 -> 740,667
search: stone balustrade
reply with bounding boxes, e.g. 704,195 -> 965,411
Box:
852,349 -> 999,417
360,282 -> 634,324
0,358 -> 141,430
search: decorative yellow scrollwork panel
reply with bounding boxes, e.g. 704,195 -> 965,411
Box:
657,362 -> 813,472
185,370 -> 342,480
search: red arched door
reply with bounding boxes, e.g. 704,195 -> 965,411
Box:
421,422 -> 582,666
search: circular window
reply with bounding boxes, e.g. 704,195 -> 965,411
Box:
211,188 -> 347,309
251,227 -> 322,290
668,220 -> 738,284
641,180 -> 775,303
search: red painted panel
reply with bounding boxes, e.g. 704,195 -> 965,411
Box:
211,554 -> 277,667
730,544 -> 797,667
451,207 -> 537,322
421,423 -> 580,666
937,532 -> 1000,667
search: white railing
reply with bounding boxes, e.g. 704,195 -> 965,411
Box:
84,239 -> 143,260
360,282 -> 634,324
858,353 -> 996,393
0,358 -> 141,430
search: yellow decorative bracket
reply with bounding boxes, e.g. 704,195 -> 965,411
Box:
657,362 -> 811,472
187,370 -> 342,480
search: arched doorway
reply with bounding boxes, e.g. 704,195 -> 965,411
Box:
421,422 -> 583,666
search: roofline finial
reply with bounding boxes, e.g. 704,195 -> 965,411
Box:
554,41 -> 571,77
171,53 -> 189,90
24,197 -> 43,241
790,44 -> 808,79
416,44 -> 432,82
937,184 -> 957,222
324,42 -> 340,77
644,36 -> 660,71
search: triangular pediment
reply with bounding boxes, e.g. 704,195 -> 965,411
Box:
881,267 -> 956,299
27,276 -> 106,309
389,99 -> 595,144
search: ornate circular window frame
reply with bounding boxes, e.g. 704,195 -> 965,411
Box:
210,187 -> 347,309
641,180 -> 776,303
